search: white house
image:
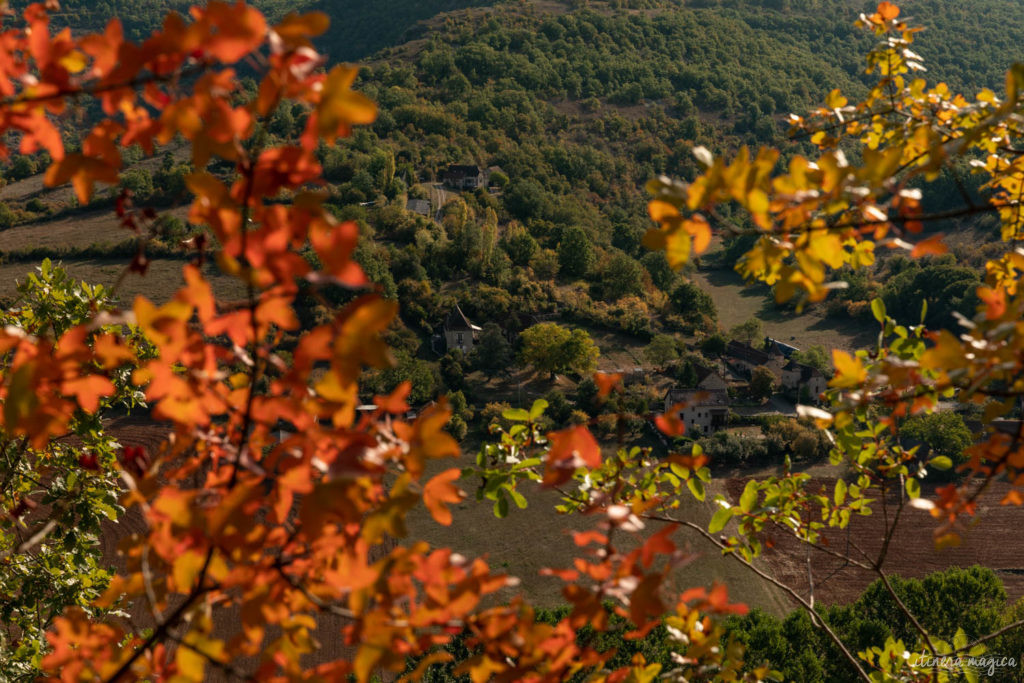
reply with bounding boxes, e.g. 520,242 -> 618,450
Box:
782,360 -> 828,403
663,385 -> 730,435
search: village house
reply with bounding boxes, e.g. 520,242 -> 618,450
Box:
781,360 -> 828,403
663,367 -> 731,435
443,304 -> 481,353
442,164 -> 486,190
725,339 -> 786,380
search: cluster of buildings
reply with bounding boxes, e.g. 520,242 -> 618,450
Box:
663,338 -> 829,436
434,303 -> 829,438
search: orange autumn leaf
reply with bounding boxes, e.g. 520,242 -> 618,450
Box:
44,153 -> 120,204
909,233 -> 947,258
374,382 -> 411,414
92,333 -> 135,370
654,405 -> 686,437
977,285 -> 1007,319
877,1 -> 900,21
594,372 -> 622,398
423,468 -> 464,526
61,374 -> 114,413
272,11 -> 330,47
202,1 -> 268,64
543,425 -> 600,486
309,219 -> 367,286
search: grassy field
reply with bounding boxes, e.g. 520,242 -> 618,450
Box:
691,266 -> 876,352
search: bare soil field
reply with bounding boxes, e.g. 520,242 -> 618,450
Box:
0,205 -> 189,251
723,476 -> 1024,605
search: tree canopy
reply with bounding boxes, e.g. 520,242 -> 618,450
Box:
519,322 -> 600,379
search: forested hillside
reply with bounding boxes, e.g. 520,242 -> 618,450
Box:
4,0 -> 1024,407
39,0 -> 496,54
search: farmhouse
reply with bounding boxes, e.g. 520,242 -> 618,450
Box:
664,366 -> 730,435
726,339 -> 785,379
442,164 -> 486,190
663,385 -> 730,435
781,360 -> 828,403
443,304 -> 481,353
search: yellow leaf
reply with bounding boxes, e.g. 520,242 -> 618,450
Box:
316,65 -> 377,141
830,350 -> 867,389
825,88 -> 848,109
663,228 -> 692,269
648,199 -> 680,222
172,550 -> 206,592
58,49 -> 88,74
747,188 -> 769,215
175,637 -> 206,681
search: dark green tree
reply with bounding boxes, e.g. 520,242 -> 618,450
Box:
471,323 -> 514,374
749,365 -> 776,401
557,225 -> 595,278
601,251 -> 644,300
670,280 -> 717,322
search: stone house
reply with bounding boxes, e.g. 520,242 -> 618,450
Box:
726,339 -> 785,380
781,360 -> 828,403
442,164 -> 486,190
443,304 -> 481,353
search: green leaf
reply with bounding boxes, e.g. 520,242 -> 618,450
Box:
509,488 -> 528,509
494,494 -> 509,518
871,298 -> 886,323
905,477 -> 921,499
953,628 -> 968,650
834,479 -> 847,506
687,477 -> 705,501
929,455 -> 953,471
920,298 -> 928,324
709,505 -> 733,534
528,399 -> 548,420
501,408 -> 530,422
739,480 -> 758,513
